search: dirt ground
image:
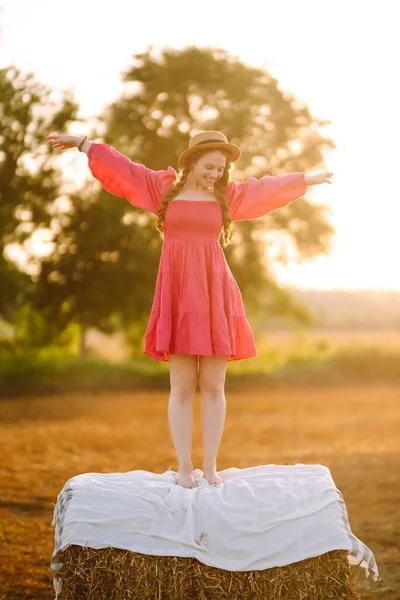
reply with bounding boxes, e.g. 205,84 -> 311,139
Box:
0,383 -> 399,599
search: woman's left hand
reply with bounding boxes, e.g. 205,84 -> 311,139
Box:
307,172 -> 334,185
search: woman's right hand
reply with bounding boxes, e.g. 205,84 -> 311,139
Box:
47,133 -> 81,150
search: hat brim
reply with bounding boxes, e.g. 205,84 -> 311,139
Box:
178,143 -> 241,168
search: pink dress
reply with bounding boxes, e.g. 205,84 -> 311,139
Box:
87,143 -> 307,362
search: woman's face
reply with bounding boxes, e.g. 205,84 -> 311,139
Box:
190,151 -> 227,189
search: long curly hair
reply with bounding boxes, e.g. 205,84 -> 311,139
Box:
156,148 -> 235,247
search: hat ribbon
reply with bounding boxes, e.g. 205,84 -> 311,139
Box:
193,139 -> 226,147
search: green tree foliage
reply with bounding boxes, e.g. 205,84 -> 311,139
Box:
0,66 -> 78,326
33,187 -> 164,354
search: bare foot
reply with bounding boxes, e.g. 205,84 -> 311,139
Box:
176,470 -> 197,489
203,468 -> 223,486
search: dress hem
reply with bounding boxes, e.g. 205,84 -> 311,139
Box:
143,349 -> 257,363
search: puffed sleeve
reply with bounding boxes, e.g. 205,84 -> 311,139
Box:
87,143 -> 177,216
225,172 -> 307,221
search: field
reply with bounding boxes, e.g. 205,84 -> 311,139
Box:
0,383 -> 399,599
262,328 -> 400,350
85,327 -> 400,362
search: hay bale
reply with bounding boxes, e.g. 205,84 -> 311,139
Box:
52,545 -> 361,600
51,465 -> 379,598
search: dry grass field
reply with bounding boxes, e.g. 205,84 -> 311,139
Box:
0,383 -> 399,599
261,328 -> 400,351
85,328 -> 400,361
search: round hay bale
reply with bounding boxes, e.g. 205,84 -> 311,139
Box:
52,544 -> 361,600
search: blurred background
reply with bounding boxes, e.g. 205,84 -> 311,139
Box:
1,3 -> 399,599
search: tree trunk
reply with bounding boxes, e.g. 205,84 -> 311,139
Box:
79,323 -> 88,358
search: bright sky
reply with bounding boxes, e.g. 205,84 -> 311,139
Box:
1,0 -> 399,290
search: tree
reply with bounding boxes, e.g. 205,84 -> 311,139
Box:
32,188 -> 164,354
0,66 -> 79,329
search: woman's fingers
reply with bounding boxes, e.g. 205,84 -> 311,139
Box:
47,134 -> 65,149
47,133 -> 76,150
48,133 -> 64,146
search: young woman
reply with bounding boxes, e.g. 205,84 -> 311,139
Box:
47,130 -> 333,489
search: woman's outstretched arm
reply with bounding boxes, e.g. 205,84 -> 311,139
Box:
47,133 -> 177,215
225,171 -> 333,222
47,134 -> 92,153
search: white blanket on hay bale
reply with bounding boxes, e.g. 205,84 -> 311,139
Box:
51,463 -> 379,581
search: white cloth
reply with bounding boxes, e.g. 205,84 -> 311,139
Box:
51,464 -> 378,582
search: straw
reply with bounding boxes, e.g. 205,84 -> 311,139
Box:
52,545 -> 360,599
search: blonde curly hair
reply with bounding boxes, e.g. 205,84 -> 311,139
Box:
156,148 -> 235,247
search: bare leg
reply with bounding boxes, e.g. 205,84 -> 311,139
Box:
168,354 -> 198,489
198,356 -> 229,485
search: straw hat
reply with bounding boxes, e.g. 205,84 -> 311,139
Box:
178,131 -> 241,168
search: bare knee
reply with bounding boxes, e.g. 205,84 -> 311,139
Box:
168,354 -> 198,402
198,356 -> 228,397
199,383 -> 225,399
170,384 -> 197,404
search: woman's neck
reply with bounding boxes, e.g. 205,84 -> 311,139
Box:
184,179 -> 211,193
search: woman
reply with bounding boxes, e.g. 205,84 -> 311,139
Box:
47,130 -> 333,489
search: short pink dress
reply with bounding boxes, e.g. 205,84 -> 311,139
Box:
87,143 -> 307,362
